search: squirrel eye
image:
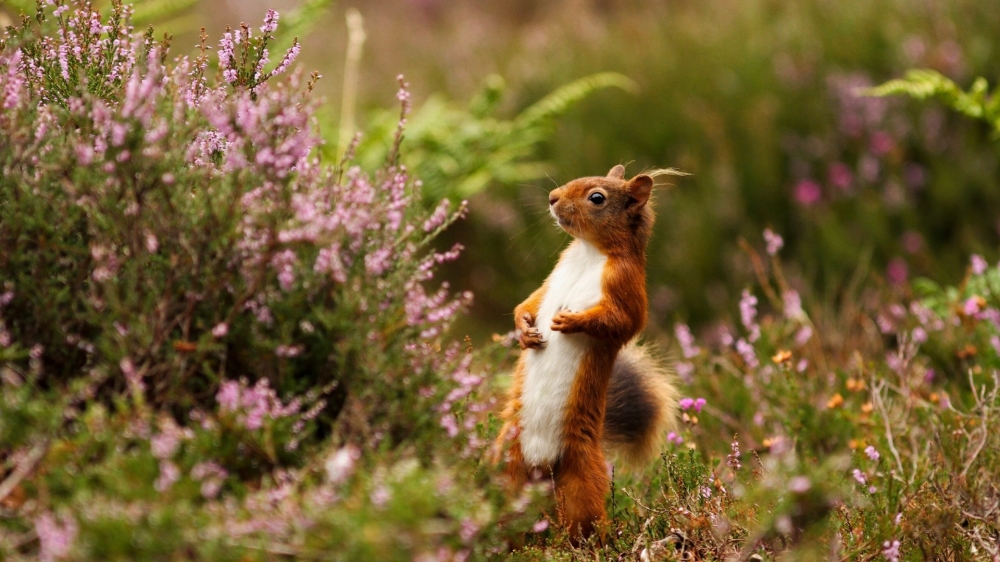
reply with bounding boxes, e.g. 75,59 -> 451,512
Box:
588,192 -> 606,205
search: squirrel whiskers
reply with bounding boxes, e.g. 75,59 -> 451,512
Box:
493,165 -> 681,542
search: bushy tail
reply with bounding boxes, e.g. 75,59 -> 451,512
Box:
602,342 -> 679,470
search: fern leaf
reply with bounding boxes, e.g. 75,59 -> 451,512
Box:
516,72 -> 639,126
868,69 -> 1000,133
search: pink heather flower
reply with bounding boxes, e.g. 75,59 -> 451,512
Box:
882,539 -> 901,562
275,344 -> 303,358
216,380 -> 241,412
120,357 -> 144,392
869,131 -> 895,156
30,344 -> 44,360
211,323 -> 228,338
666,432 -> 683,445
674,323 -> 701,358
270,42 -> 300,78
532,519 -> 550,533
35,512 -> 78,562
788,476 -> 811,493
423,199 -> 451,233
150,431 -> 180,459
155,460 -> 180,492
793,179 -> 822,206
694,397 -> 706,412
739,290 -> 760,342
736,338 -> 758,369
370,484 -> 391,508
678,397 -> 694,410
971,254 -> 988,275
763,228 -> 784,255
963,296 -> 983,316
675,361 -> 695,383
365,247 -> 393,276
828,162 -> 853,191
886,258 -> 908,286
794,325 -> 813,346
260,9 -> 279,34
783,290 -> 803,319
727,438 -> 741,470
190,462 -> 228,499
440,413 -> 459,437
325,445 -> 361,484
851,468 -> 867,485
911,327 -> 927,344
864,445 -> 880,461
145,232 -> 158,253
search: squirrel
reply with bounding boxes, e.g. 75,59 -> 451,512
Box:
493,164 -> 681,541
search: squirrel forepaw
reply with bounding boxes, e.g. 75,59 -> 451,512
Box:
550,311 -> 582,333
519,327 -> 546,350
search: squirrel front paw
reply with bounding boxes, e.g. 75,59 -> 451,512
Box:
516,312 -> 546,350
550,311 -> 583,333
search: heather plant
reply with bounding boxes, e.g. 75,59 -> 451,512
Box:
0,2 -> 541,559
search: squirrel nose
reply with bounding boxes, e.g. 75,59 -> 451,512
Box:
549,191 -> 560,206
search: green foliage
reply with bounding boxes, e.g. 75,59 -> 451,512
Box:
355,72 -> 638,203
870,70 -> 1000,137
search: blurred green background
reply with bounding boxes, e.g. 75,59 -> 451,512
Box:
3,0 -> 999,339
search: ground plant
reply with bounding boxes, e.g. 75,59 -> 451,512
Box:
1,1 -> 999,561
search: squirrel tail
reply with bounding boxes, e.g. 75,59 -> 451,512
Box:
602,342 -> 680,471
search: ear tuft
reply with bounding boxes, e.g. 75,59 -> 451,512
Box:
626,175 -> 654,207
607,165 -> 626,180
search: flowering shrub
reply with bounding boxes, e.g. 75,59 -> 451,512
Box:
0,2 -> 534,559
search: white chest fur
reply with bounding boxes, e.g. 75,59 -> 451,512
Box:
519,240 -> 608,466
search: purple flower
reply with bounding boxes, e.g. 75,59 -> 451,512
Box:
864,445 -> 880,461
666,432 -> 683,445
763,228 -> 784,255
851,468 -> 867,485
793,179 -> 822,206
211,323 -> 229,338
736,338 -> 758,369
260,9 -> 280,34
783,290 -> 803,319
35,513 -> 78,562
828,162 -> 853,191
788,476 -> 811,493
963,296 -> 983,316
325,445 -> 361,484
886,258 -> 908,286
674,323 -> 701,358
882,539 -> 901,562
739,290 -> 760,342
971,254 -> 988,275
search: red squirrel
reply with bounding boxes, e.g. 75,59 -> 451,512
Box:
494,165 -> 681,541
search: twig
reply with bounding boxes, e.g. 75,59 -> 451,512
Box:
620,487 -> 667,514
0,439 -> 49,504
870,379 -> 907,481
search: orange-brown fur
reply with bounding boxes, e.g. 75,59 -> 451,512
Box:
495,165 -> 674,542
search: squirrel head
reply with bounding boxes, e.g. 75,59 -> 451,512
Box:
548,165 -> 665,254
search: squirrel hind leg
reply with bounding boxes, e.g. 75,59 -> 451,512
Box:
603,343 -> 680,470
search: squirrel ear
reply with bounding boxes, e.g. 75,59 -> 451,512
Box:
626,175 -> 654,207
607,165 -> 625,179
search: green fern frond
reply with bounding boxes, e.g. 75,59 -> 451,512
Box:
868,69 -> 1000,136
516,72 -> 639,126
